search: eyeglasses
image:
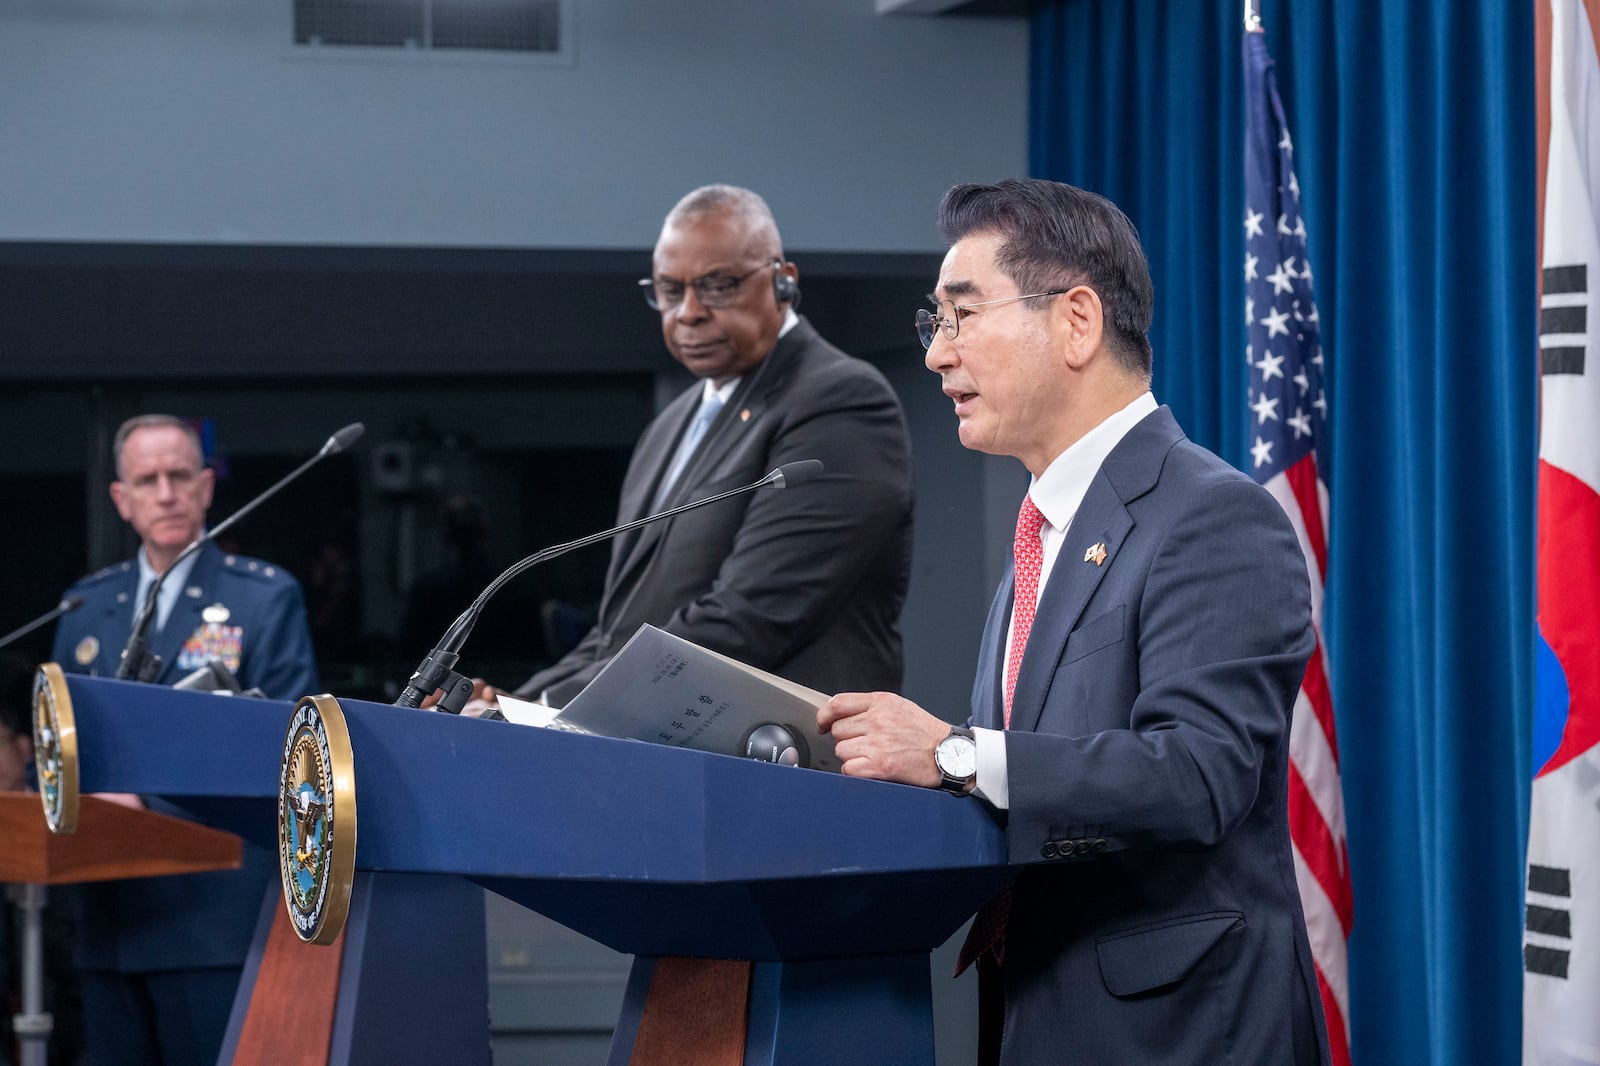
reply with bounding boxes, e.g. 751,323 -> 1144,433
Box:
915,289 -> 1070,349
639,261 -> 778,311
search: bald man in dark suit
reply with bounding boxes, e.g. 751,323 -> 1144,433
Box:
482,185 -> 912,711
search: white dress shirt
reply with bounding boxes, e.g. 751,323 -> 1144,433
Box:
972,391 -> 1158,808
134,545 -> 201,633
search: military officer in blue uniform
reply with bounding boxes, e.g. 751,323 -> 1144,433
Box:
50,414 -> 318,1066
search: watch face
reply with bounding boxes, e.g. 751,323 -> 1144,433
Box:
936,734 -> 977,779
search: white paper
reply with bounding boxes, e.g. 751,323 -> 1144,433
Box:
495,692 -> 565,729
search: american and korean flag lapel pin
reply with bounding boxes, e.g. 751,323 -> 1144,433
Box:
1084,542 -> 1108,567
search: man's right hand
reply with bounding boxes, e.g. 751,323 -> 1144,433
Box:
817,691 -> 950,788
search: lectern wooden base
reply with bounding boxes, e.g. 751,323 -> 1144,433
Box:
624,957 -> 751,1066
611,954 -> 934,1066
229,900 -> 347,1065
221,871 -> 490,1066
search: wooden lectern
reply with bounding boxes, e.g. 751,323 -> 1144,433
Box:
0,793 -> 243,886
0,792 -> 244,1066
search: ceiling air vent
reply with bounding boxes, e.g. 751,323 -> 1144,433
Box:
295,0 -> 564,56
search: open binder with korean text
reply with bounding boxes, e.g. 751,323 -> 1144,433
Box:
497,624 -> 840,772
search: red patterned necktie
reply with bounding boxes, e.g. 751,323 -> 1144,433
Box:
1004,494 -> 1046,727
956,494 -> 1045,976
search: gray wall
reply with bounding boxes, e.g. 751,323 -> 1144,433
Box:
0,0 -> 1027,251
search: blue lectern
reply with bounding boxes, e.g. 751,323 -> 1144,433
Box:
323,694 -> 1011,1065
57,675 -> 489,1066
64,676 -> 1011,1064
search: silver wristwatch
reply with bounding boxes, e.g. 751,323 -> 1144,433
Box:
934,725 -> 977,795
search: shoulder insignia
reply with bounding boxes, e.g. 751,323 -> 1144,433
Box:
71,561 -> 132,592
221,554 -> 293,585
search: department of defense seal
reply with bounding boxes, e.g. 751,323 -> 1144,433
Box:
278,695 -> 357,945
32,663 -> 79,833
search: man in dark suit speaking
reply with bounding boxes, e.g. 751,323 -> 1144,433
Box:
486,184 -> 912,709
818,179 -> 1331,1065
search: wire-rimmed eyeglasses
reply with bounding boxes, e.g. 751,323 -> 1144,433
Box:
914,290 -> 1070,349
639,261 -> 779,311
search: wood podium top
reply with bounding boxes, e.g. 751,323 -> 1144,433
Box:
0,791 -> 243,884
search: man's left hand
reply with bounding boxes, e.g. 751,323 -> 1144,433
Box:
818,691 -> 950,787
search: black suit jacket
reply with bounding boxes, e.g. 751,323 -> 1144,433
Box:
973,408 -> 1330,1065
520,317 -> 913,707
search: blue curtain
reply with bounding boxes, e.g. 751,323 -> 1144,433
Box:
1031,2 -> 1535,1064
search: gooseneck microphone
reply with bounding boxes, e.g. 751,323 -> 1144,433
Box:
396,459 -> 824,713
116,422 -> 365,683
0,595 -> 85,653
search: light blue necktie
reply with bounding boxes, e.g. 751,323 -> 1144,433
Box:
655,391 -> 724,508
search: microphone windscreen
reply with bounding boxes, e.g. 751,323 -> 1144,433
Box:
771,459 -> 824,488
741,722 -> 808,767
326,422 -> 366,455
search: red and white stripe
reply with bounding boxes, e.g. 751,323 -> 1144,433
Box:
1264,452 -> 1353,1066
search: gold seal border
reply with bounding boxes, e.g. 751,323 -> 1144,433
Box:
280,694 -> 358,945
32,663 -> 78,834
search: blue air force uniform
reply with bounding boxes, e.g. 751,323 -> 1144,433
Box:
53,540 -> 317,698
50,540 -> 319,1066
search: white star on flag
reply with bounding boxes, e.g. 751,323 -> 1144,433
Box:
1268,259 -> 1296,295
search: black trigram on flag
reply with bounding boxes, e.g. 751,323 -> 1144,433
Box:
1525,863 -> 1572,979
1541,264 -> 1588,377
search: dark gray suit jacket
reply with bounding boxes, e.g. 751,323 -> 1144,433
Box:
520,317 -> 913,707
973,407 -> 1330,1065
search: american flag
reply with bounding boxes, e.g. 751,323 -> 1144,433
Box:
1244,26 -> 1353,1065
